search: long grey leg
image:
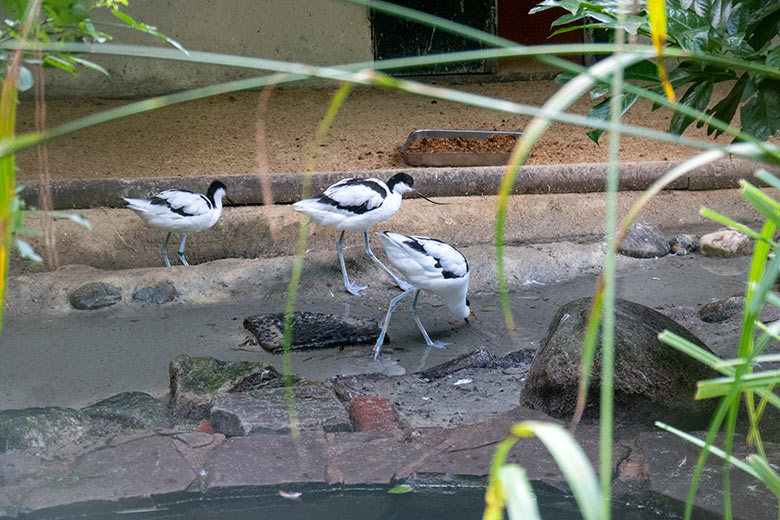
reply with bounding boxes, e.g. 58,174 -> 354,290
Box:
363,231 -> 412,291
338,231 -> 367,296
410,289 -> 450,349
177,234 -> 190,266
161,232 -> 172,267
373,287 -> 414,359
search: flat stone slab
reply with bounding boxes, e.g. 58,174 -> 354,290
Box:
19,435 -> 197,515
204,432 -> 328,488
639,431 -> 779,520
244,312 -> 380,352
210,384 -> 352,436
332,368 -> 527,429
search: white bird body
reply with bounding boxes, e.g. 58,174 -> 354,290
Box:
292,176 -> 408,231
124,180 -> 227,267
373,231 -> 473,358
377,232 -> 470,318
292,173 -> 437,295
124,189 -> 224,234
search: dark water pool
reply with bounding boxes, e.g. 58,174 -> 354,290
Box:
18,483 -> 682,520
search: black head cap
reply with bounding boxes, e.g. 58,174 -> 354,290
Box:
386,172 -> 414,191
206,180 -> 228,201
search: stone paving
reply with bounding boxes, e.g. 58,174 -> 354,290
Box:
2,352 -> 779,519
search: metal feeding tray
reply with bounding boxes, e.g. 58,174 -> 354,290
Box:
401,129 -> 524,167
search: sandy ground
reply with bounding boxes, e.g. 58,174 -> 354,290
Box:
14,80 -> 769,182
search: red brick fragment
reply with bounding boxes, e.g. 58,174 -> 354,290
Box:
349,396 -> 400,432
197,419 -> 214,434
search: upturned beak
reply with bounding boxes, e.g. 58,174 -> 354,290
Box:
465,308 -> 477,324
414,188 -> 446,205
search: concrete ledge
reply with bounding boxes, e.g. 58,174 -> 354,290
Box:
18,159 -> 777,210
11,188 -> 768,275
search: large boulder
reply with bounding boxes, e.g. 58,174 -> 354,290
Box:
520,297 -> 717,428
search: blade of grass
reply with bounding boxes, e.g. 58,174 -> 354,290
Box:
599,0 -> 629,514
511,421 -> 604,520
280,82 -> 353,439
497,465 -> 542,520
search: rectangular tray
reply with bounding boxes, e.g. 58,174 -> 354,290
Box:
401,129 -> 523,167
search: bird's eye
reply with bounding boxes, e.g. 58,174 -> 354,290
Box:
466,298 -> 470,306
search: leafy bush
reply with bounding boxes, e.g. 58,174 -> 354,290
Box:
532,0 -> 780,141
0,0 -> 183,87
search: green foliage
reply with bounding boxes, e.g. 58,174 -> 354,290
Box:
659,169 -> 780,517
534,0 -> 780,141
0,0 -> 184,86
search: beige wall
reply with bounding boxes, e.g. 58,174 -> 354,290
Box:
36,0 -> 373,98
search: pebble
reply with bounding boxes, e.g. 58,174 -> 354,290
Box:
132,282 -> 178,304
699,229 -> 750,257
69,282 -> 122,310
670,233 -> 699,255
618,222 -> 670,258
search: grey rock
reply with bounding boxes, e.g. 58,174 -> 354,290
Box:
81,391 -> 173,430
210,384 -> 351,436
68,282 -> 121,310
700,228 -> 750,257
0,407 -> 85,454
520,297 -> 717,429
670,233 -> 699,255
244,312 -> 379,352
169,355 -> 283,420
618,222 -> 670,259
132,281 -> 177,304
415,347 -> 496,380
699,295 -> 744,323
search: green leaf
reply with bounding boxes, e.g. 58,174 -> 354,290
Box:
705,77 -> 746,137
622,60 -> 661,82
669,79 -> 713,134
586,92 -> 640,143
111,8 -> 137,26
70,56 -> 109,76
44,55 -> 76,75
50,211 -> 92,230
740,81 -> 780,140
2,0 -> 28,20
43,0 -> 89,25
388,485 -> 413,494
498,465 -> 542,520
767,47 -> 780,72
16,239 -> 42,263
746,455 -> 780,498
17,65 -> 33,91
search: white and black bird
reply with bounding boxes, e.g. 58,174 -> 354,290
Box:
124,180 -> 228,267
292,172 -> 441,296
372,231 -> 474,359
